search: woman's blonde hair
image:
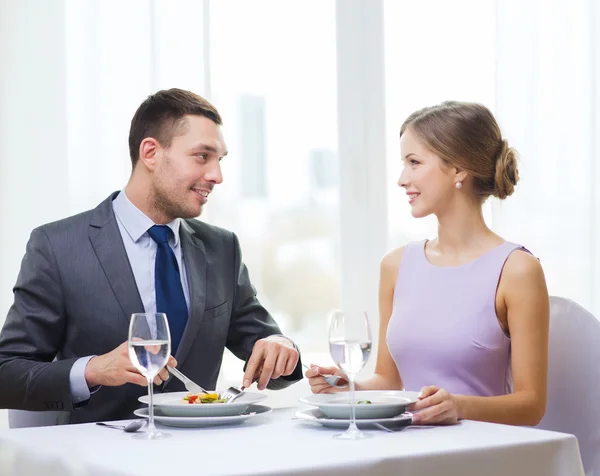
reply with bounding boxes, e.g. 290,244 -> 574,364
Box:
400,101 -> 519,200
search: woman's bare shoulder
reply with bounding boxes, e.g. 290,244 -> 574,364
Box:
500,248 -> 548,308
380,246 -> 407,279
503,248 -> 545,282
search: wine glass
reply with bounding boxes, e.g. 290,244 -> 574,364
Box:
328,310 -> 372,440
128,312 -> 171,440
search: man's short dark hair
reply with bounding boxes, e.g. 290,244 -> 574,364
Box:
128,88 -> 223,168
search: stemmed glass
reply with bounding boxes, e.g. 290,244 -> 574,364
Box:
328,310 -> 372,440
128,312 -> 171,440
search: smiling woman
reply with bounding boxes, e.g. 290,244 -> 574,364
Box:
307,101 -> 550,428
398,102 -> 518,219
386,103 -> 548,426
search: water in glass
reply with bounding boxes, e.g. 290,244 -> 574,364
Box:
328,310 -> 372,440
128,313 -> 171,440
129,340 -> 170,377
329,340 -> 371,374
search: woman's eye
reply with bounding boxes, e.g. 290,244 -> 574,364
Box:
410,159 -> 419,166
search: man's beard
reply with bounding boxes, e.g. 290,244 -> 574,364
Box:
150,184 -> 200,221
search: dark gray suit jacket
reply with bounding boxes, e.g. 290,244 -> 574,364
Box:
0,192 -> 302,423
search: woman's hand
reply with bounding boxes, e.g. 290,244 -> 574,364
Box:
305,365 -> 348,394
408,385 -> 461,425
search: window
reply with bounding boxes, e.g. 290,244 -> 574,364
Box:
384,0 -> 497,248
205,1 -> 340,381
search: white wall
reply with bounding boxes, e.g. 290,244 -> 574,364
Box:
0,0 -> 71,430
0,0 -> 70,326
494,0 -> 600,315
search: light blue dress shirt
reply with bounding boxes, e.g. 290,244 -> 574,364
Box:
70,190 -> 191,404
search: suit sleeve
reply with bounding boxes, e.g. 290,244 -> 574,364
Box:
0,227 -> 78,411
225,232 -> 302,390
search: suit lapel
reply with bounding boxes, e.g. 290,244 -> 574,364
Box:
88,193 -> 144,327
173,220 -> 207,367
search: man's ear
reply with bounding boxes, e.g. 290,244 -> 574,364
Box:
138,138 -> 161,171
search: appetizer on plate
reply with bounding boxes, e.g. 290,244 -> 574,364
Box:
183,392 -> 228,404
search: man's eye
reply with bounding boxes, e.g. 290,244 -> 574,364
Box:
196,154 -> 207,160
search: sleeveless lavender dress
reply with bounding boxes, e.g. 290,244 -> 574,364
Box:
387,240 -> 528,396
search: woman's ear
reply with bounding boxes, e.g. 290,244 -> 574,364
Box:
455,168 -> 468,183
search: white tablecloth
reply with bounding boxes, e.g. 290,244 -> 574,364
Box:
0,407 -> 584,476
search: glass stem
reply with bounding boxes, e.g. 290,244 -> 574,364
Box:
147,378 -> 156,432
348,374 -> 358,431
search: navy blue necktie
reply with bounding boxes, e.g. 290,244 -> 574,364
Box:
147,225 -> 188,355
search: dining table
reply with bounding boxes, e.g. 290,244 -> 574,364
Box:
0,403 -> 584,476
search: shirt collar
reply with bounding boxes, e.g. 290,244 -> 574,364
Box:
112,190 -> 181,246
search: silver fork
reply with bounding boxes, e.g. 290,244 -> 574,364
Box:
302,363 -> 346,388
167,366 -> 209,394
373,421 -> 436,432
222,372 -> 263,403
221,385 -> 245,403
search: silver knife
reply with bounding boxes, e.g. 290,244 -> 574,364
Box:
167,366 -> 209,394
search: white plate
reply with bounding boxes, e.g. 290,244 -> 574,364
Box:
139,391 -> 267,417
133,404 -> 272,428
294,407 -> 412,429
299,390 -> 419,419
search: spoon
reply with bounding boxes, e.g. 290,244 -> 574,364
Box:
96,420 -> 146,433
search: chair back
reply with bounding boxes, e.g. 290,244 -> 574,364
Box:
536,296 -> 600,475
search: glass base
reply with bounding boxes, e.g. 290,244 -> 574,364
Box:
132,429 -> 171,440
334,425 -> 371,440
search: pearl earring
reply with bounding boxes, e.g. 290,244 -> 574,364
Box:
455,181 -> 462,190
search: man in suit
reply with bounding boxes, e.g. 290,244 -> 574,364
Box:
0,88 -> 302,423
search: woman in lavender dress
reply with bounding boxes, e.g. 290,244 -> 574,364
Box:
306,102 -> 549,426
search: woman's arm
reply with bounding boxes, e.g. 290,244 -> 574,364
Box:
355,247 -> 405,391
457,250 -> 549,424
306,247 -> 405,393
411,250 -> 549,425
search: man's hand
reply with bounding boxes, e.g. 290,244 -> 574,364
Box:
84,341 -> 177,388
243,336 -> 299,390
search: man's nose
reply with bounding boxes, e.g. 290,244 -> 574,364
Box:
205,160 -> 223,184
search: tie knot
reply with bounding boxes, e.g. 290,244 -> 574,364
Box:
147,225 -> 173,244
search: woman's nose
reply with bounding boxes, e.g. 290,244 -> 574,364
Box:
398,168 -> 409,188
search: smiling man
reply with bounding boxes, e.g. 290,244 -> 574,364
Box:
0,89 -> 302,423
